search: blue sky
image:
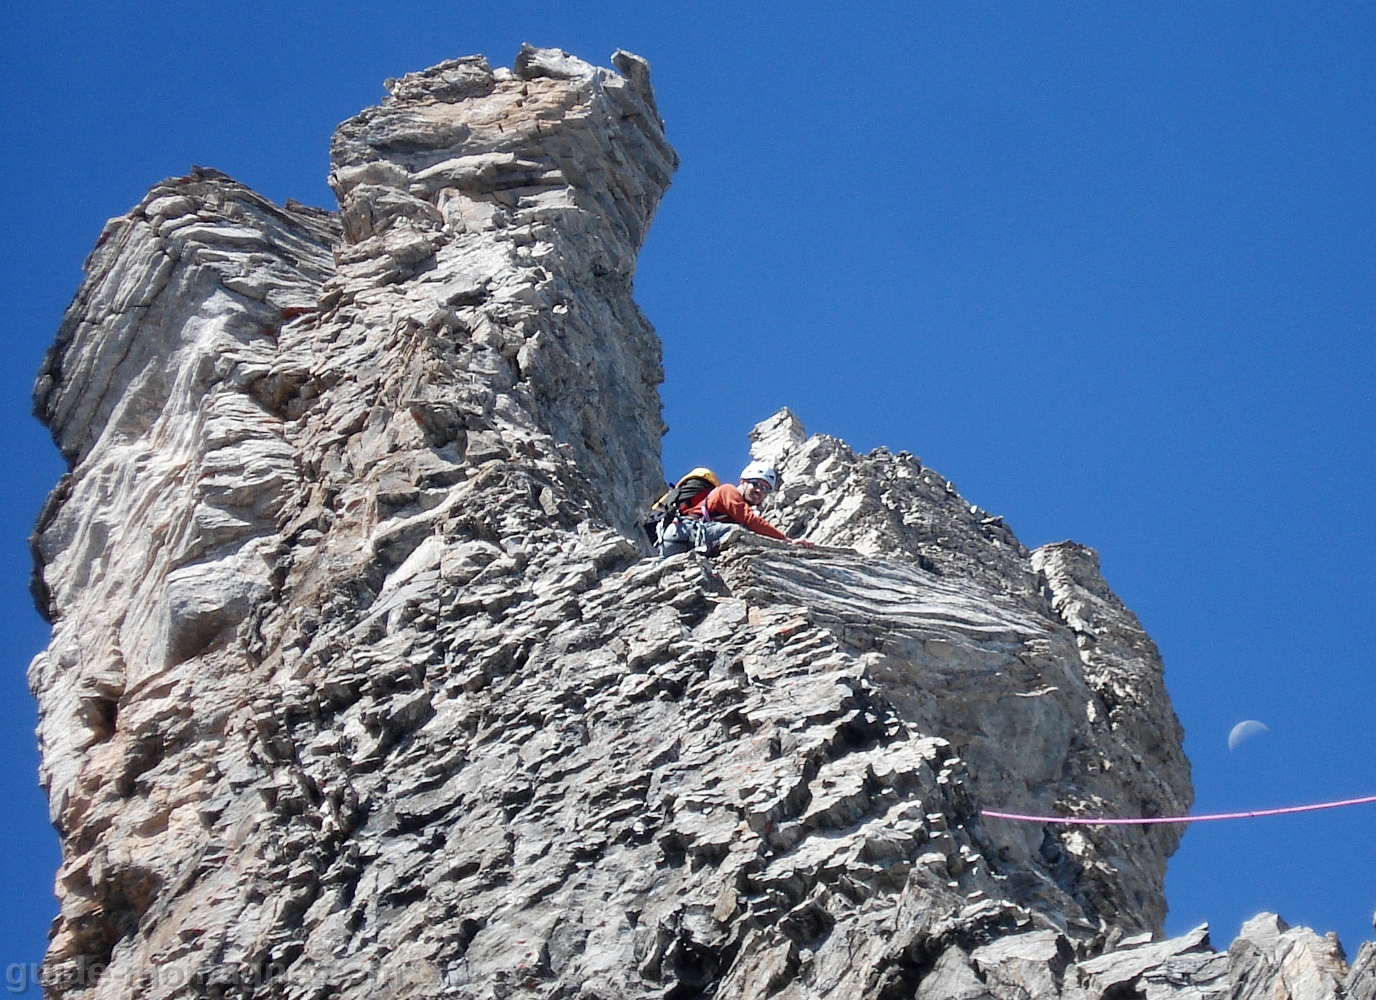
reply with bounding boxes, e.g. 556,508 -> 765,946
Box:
3,0 -> 1373,979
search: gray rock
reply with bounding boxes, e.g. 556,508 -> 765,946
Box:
24,44 -> 1373,1000
1228,913 -> 1349,1000
1349,941 -> 1376,1000
972,929 -> 1072,1000
917,947 -> 994,1000
1072,923 -> 1211,998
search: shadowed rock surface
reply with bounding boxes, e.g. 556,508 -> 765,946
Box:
27,45 -> 1373,1000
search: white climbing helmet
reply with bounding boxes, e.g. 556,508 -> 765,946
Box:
739,462 -> 778,492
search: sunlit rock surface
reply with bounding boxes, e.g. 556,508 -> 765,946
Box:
28,45 -> 1373,1000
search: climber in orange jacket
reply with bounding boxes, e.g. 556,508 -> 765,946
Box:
656,462 -> 816,557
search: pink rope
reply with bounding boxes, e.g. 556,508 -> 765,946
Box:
981,793 -> 1376,826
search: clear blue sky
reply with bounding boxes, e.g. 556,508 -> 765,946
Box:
3,0 -> 1373,980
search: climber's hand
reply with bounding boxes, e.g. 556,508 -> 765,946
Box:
793,538 -> 817,549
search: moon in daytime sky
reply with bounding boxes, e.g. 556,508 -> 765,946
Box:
1228,720 -> 1269,751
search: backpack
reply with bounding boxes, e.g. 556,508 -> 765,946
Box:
643,467 -> 720,544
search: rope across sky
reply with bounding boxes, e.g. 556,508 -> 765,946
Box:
981,792 -> 1376,826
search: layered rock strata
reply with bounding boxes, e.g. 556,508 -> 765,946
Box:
27,46 -> 1372,1000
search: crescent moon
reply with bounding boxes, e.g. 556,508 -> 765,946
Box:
1228,720 -> 1269,751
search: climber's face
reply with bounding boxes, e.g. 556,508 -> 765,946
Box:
740,479 -> 771,506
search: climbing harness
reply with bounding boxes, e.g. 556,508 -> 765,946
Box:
645,468 -> 720,547
981,792 -> 1376,826
647,468 -> 727,556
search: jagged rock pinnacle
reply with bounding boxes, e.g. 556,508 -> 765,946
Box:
25,46 -> 1374,1000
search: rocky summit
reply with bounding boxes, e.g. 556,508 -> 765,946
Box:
26,45 -> 1374,1000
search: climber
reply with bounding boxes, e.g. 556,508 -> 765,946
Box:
655,462 -> 816,558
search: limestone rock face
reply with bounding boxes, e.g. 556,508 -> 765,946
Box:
26,46 -> 1369,1000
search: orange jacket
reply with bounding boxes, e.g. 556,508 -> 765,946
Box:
698,484 -> 789,541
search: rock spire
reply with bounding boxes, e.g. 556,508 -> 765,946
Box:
26,46 -> 1373,1000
